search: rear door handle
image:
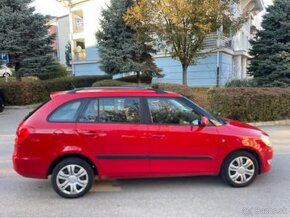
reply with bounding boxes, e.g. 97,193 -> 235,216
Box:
78,130 -> 107,138
78,130 -> 98,136
151,134 -> 165,139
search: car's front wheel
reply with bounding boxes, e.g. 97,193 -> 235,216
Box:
221,151 -> 258,187
51,158 -> 95,198
3,72 -> 10,79
0,96 -> 4,113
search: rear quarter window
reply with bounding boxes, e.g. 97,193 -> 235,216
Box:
48,100 -> 83,122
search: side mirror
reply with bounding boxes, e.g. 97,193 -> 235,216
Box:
201,116 -> 209,126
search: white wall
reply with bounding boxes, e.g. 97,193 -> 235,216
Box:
57,16 -> 70,66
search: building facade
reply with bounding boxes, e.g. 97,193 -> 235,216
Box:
57,0 -> 264,86
48,15 -> 70,67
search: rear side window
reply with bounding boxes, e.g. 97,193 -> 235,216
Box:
49,100 -> 82,122
79,99 -> 98,123
99,97 -> 140,123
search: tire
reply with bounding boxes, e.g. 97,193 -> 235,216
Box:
3,72 -> 10,78
51,158 -> 95,198
221,151 -> 258,187
0,96 -> 4,113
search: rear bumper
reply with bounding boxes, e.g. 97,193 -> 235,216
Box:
12,154 -> 48,179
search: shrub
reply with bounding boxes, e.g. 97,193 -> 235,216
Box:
92,80 -> 210,110
93,79 -> 134,87
225,79 -> 258,87
1,81 -> 45,105
1,75 -> 111,105
209,88 -> 290,122
37,65 -> 69,80
117,74 -> 152,84
153,83 -> 210,110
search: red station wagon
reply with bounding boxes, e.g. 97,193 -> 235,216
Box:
13,86 -> 273,198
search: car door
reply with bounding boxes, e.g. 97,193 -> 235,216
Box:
146,97 -> 220,175
76,97 -> 150,178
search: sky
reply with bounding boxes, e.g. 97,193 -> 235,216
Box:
31,0 -> 69,17
32,0 -> 274,18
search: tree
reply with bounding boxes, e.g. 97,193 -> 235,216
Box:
65,41 -> 72,68
124,0 -> 245,85
248,0 -> 290,86
96,0 -> 162,83
0,0 -> 60,80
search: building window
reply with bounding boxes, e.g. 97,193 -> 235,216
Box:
73,39 -> 86,61
72,9 -> 84,33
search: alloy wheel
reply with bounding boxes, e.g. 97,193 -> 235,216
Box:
56,164 -> 89,195
228,156 -> 255,184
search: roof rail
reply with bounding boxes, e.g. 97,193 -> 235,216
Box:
67,86 -> 168,94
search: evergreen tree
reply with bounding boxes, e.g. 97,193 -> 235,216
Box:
65,41 -> 72,68
0,0 -> 61,80
96,0 -> 161,82
249,0 -> 290,86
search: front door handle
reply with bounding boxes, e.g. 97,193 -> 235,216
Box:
53,129 -> 64,136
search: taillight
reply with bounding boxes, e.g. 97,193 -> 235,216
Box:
15,125 -> 35,145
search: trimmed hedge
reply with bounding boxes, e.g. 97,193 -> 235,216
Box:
2,76 -> 290,122
93,80 -> 290,122
117,74 -> 153,84
1,75 -> 111,105
209,88 -> 290,122
93,79 -> 134,87
93,80 -> 210,109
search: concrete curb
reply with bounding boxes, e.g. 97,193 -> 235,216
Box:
249,120 -> 290,127
5,103 -> 41,110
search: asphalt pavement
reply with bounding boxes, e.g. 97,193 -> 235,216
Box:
0,109 -> 290,217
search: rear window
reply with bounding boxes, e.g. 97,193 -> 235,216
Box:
48,100 -> 83,122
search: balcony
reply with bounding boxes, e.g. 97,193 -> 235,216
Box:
73,39 -> 86,61
56,0 -> 88,7
202,33 -> 232,50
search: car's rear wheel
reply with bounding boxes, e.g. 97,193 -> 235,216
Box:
221,151 -> 258,187
51,158 -> 94,198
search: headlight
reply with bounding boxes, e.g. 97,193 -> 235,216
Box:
261,135 -> 272,147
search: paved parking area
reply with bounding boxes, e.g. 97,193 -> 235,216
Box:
0,109 -> 290,217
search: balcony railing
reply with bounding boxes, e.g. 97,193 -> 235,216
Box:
73,16 -> 84,33
202,33 -> 232,50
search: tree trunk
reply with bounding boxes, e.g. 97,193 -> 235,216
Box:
136,71 -> 141,84
15,62 -> 22,82
182,65 -> 188,86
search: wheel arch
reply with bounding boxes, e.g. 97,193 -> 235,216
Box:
47,153 -> 98,176
219,148 -> 261,175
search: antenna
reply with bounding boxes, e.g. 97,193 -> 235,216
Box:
70,82 -> 76,90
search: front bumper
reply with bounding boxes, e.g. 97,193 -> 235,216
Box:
260,146 -> 273,174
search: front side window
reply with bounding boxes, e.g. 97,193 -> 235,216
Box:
147,98 -> 201,125
49,100 -> 82,122
99,97 -> 140,123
